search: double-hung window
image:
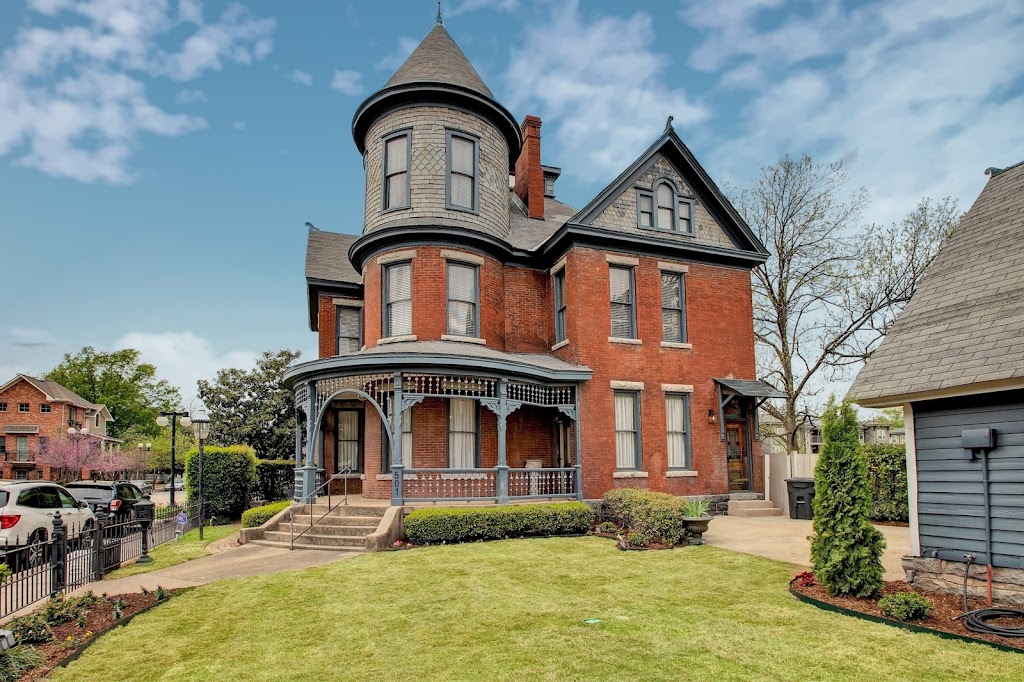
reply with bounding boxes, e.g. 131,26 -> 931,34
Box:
383,132 -> 410,210
656,182 -> 675,228
447,132 -> 478,212
336,306 -> 362,354
614,391 -> 641,469
661,272 -> 687,343
17,403 -> 28,413
638,180 -> 695,234
446,262 -> 479,337
553,269 -> 567,343
335,410 -> 362,473
448,398 -> 478,468
609,266 -> 636,339
666,394 -> 691,469
383,262 -> 412,337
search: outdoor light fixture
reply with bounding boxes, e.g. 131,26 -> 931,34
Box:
708,409 -> 718,425
157,410 -> 191,507
190,407 -> 211,539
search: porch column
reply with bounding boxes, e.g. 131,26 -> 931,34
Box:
292,406 -> 303,502
300,380 -> 318,504
496,379 -> 509,504
390,372 -> 404,506
573,389 -> 583,501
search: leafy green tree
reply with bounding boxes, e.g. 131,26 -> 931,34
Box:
118,424 -> 195,474
197,350 -> 300,459
811,399 -> 886,596
45,347 -> 181,439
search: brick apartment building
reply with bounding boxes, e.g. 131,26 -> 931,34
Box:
0,374 -> 117,481
285,20 -> 780,506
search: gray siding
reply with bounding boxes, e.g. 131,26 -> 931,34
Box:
914,389 -> 1024,568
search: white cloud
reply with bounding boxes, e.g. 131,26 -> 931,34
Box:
288,68 -> 312,86
448,0 -> 518,18
114,331 -> 257,406
375,37 -> 419,71
174,88 -> 206,104
503,2 -> 708,182
329,69 -> 362,95
0,0 -> 275,184
684,0 -> 1024,225
232,120 -> 246,131
10,328 -> 57,348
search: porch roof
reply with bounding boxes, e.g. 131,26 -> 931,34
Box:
715,378 -> 784,399
284,341 -> 593,388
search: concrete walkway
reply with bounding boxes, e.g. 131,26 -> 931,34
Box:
702,515 -> 910,580
70,540 -> 360,597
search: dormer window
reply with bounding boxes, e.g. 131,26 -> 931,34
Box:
383,131 -> 410,211
637,179 -> 695,234
446,131 -> 478,212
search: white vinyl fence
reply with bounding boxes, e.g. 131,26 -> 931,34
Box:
764,451 -> 819,515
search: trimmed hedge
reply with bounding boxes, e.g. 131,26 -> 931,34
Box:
242,500 -> 292,528
185,445 -> 257,521
602,489 -> 688,546
255,459 -> 295,502
404,502 -> 593,545
865,443 -> 909,522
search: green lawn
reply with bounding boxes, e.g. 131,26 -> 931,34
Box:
57,537 -> 1017,681
104,525 -> 239,579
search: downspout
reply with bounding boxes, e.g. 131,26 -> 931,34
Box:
981,448 -> 994,606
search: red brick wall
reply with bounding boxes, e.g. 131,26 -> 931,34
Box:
0,380 -> 68,456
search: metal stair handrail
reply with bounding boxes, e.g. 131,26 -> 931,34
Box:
289,468 -> 353,549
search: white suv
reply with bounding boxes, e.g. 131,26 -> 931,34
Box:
0,481 -> 97,566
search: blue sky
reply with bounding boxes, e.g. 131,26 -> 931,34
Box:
1,0 -> 1023,404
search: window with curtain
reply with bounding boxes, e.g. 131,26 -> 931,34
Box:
383,133 -> 409,210
553,268 -> 567,343
448,398 -> 478,468
661,272 -> 686,343
447,132 -> 477,211
335,411 -> 361,472
614,392 -> 640,469
384,262 -> 412,337
656,181 -> 675,229
666,394 -> 691,468
446,262 -> 479,337
336,306 -> 362,354
609,265 -> 636,339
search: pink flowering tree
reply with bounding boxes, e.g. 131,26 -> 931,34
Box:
37,433 -> 105,481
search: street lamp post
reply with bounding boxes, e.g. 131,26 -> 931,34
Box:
189,408 -> 210,540
136,442 -> 151,480
156,410 -> 190,507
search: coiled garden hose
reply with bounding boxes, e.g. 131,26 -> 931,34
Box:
954,553 -> 1024,638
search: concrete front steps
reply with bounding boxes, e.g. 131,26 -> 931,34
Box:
728,498 -> 784,517
250,503 -> 387,551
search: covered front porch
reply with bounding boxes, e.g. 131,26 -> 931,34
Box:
284,345 -> 592,506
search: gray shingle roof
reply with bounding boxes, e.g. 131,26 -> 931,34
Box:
847,162 -> 1024,405
385,24 -> 493,98
358,340 -> 588,374
507,193 -> 578,251
305,229 -> 361,284
3,374 -> 110,416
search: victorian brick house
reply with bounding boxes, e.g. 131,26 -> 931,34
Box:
0,374 -> 116,480
286,20 -> 779,506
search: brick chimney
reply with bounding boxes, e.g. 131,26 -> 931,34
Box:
514,115 -> 544,219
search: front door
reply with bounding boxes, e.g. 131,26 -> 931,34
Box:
726,422 -> 750,492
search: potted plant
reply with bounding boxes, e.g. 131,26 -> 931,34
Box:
682,499 -> 712,545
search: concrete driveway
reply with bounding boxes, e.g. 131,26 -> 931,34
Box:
702,515 -> 909,580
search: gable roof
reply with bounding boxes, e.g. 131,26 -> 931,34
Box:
847,162 -> 1024,406
570,126 -> 769,258
0,374 -> 111,417
305,229 -> 361,285
385,24 -> 493,98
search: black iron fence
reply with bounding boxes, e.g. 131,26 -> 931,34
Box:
0,499 -> 202,620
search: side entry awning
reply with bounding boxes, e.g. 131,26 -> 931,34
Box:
714,379 -> 785,441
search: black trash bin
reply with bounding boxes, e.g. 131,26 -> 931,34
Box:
785,478 -> 815,520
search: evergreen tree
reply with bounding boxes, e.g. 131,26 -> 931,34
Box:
810,399 -> 886,596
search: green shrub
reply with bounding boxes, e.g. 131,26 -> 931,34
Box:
627,531 -> 653,548
185,445 -> 257,521
879,592 -> 934,621
242,500 -> 292,528
810,400 -> 886,597
404,503 -> 593,545
602,489 -> 688,546
864,444 -> 908,522
39,594 -> 82,626
255,459 -> 295,502
596,521 -> 619,535
8,614 -> 51,644
682,499 -> 710,518
0,645 -> 42,682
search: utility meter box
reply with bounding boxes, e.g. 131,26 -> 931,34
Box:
961,428 -> 995,450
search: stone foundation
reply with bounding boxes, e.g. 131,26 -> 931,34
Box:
902,556 -> 1024,607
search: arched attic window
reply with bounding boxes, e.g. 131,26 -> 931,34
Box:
637,178 -> 695,235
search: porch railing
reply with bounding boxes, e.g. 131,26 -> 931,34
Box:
508,467 -> 576,499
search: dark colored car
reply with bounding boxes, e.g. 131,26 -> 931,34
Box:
65,481 -> 144,521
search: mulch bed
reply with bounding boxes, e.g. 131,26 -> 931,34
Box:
792,577 -> 1024,651
872,520 -> 910,527
20,591 -> 177,681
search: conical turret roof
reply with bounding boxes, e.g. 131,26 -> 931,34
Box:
385,23 -> 493,98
